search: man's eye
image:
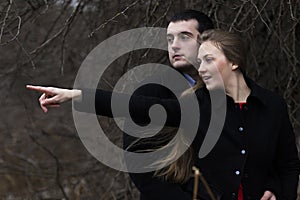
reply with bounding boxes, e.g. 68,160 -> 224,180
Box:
167,37 -> 173,43
180,34 -> 190,40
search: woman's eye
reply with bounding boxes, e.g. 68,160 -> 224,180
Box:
197,59 -> 202,65
205,58 -> 213,63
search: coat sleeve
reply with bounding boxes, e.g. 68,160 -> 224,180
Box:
73,88 -> 182,127
74,88 -> 197,199
274,100 -> 300,199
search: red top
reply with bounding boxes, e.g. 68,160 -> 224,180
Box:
238,102 -> 246,200
238,184 -> 243,200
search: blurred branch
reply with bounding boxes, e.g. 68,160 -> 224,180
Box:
30,0 -> 83,55
287,0 -> 296,20
250,0 -> 271,32
151,0 -> 173,27
88,0 -> 140,38
228,1 -> 246,32
0,16 -> 21,45
29,134 -> 69,200
0,0 -> 13,43
101,171 -> 122,200
12,31 -> 36,69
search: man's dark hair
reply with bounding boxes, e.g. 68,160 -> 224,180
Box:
169,10 -> 214,33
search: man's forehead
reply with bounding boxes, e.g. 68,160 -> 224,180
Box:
167,19 -> 199,34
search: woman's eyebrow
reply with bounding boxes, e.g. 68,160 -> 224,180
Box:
198,54 -> 213,59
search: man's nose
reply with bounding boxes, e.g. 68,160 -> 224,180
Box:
171,37 -> 180,50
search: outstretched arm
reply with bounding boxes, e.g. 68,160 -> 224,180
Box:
26,85 -> 82,113
27,85 -> 182,127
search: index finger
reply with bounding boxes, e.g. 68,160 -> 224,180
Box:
26,85 -> 51,94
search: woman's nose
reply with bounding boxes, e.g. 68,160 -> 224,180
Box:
198,62 -> 206,74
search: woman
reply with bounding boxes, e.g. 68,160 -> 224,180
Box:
27,30 -> 300,199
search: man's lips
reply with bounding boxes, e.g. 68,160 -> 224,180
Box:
173,54 -> 183,60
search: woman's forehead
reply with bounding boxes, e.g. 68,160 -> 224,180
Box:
198,41 -> 223,57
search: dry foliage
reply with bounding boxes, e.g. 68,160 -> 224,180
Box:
0,0 -> 299,199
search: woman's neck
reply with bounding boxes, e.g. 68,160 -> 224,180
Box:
225,72 -> 251,103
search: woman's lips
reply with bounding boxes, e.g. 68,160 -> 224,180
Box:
202,75 -> 212,81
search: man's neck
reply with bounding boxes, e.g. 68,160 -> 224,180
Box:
181,67 -> 201,82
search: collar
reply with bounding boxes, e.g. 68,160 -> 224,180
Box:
183,73 -> 197,86
244,75 -> 268,106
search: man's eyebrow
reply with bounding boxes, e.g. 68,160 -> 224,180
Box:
180,31 -> 193,36
167,31 -> 194,37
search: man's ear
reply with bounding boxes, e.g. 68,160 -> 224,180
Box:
231,63 -> 239,70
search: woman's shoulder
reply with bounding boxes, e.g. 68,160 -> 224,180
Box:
249,79 -> 287,110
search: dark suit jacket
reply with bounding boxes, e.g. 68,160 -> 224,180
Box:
75,76 -> 300,200
122,72 -> 205,200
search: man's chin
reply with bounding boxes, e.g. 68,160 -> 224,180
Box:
172,62 -> 194,71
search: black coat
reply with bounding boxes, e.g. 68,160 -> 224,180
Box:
122,73 -> 203,200
75,76 -> 300,200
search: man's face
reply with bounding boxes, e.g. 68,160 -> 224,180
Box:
167,19 -> 200,72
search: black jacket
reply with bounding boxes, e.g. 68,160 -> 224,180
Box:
122,73 -> 202,200
75,77 -> 300,200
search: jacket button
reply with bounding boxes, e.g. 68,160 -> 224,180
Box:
241,149 -> 246,154
235,170 -> 240,175
238,127 -> 244,132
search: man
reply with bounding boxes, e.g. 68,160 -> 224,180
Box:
27,10 -> 216,199
123,10 -> 214,200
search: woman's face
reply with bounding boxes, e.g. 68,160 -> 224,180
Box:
197,41 -> 235,90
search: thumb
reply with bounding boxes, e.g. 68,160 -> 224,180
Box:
261,191 -> 272,200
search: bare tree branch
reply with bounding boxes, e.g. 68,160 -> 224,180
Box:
88,0 -> 140,38
0,0 -> 13,43
30,0 -> 83,55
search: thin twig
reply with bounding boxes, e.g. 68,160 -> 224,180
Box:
29,134 -> 69,200
229,1 -> 246,32
12,32 -> 36,69
30,0 -> 83,55
42,0 -> 71,43
41,0 -> 49,14
192,167 -> 199,200
151,0 -> 173,27
287,0 -> 296,21
192,166 -> 217,200
0,0 -> 13,43
88,0 -> 140,38
0,15 -> 21,45
250,0 -> 271,32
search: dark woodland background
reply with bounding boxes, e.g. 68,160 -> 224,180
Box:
0,0 -> 299,199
